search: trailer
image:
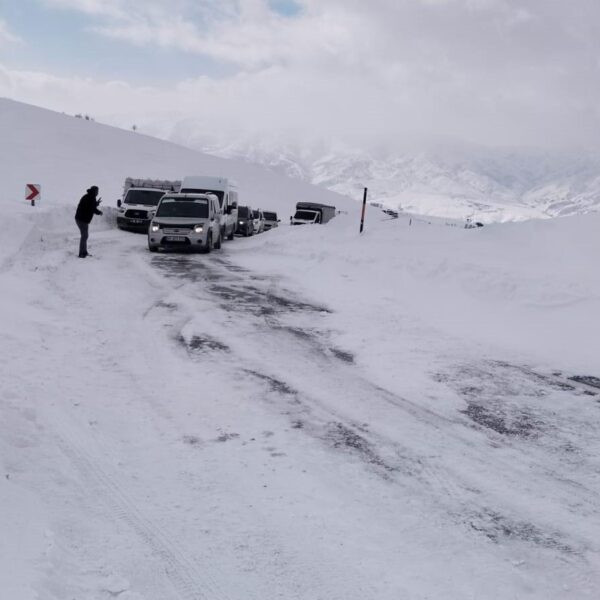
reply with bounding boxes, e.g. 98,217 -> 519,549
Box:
290,202 -> 336,225
117,178 -> 181,231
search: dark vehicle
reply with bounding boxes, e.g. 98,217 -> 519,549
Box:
290,202 -> 336,225
263,211 -> 280,230
236,205 -> 254,236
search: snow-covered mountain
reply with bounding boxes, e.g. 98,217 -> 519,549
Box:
165,129 -> 600,222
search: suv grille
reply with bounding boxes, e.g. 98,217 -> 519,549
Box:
125,209 -> 148,218
162,223 -> 195,230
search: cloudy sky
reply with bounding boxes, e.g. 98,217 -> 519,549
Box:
1,0 -> 600,151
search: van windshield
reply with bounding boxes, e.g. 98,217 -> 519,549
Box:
124,189 -> 165,206
238,206 -> 250,217
263,212 -> 276,220
156,198 -> 208,218
294,210 -> 317,221
180,188 -> 224,207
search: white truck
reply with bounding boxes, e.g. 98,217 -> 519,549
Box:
117,178 -> 181,232
290,202 -> 336,225
180,176 -> 238,241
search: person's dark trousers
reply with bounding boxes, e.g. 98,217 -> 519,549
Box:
75,218 -> 89,257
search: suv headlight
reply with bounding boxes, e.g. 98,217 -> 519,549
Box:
194,225 -> 203,233
151,223 -> 160,232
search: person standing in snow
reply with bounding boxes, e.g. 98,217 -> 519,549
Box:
75,185 -> 103,258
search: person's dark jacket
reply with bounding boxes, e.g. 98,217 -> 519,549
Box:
75,192 -> 102,224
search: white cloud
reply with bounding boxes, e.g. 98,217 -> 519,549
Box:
0,19 -> 23,46
4,1 -> 600,150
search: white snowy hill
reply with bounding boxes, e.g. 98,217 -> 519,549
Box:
0,98 -> 349,217
1,98 -> 600,600
175,132 -> 600,222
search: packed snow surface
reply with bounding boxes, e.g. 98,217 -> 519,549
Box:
1,99 -> 600,599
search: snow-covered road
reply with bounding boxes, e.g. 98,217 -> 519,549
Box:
2,216 -> 600,599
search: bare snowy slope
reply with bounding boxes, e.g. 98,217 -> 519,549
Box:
0,97 -> 350,217
2,98 -> 600,600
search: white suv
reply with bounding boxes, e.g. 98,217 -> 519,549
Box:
148,194 -> 222,253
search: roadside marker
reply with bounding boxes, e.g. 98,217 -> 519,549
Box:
360,187 -> 368,233
26,184 -> 41,206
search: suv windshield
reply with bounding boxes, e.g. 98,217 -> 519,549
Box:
238,206 -> 251,217
156,198 -> 208,218
252,210 -> 261,218
180,188 -> 224,207
263,212 -> 276,220
125,189 -> 165,206
294,210 -> 317,221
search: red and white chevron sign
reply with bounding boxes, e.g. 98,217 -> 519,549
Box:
25,184 -> 41,203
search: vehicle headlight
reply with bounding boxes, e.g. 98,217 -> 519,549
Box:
194,225 -> 203,233
239,220 -> 244,224
151,223 -> 160,232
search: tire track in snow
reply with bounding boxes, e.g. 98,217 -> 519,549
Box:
145,255 -> 597,559
23,243 -> 237,600
48,412 -> 233,600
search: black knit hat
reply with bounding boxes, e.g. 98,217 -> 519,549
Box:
87,185 -> 99,194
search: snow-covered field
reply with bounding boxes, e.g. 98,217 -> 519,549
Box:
2,99 -> 600,599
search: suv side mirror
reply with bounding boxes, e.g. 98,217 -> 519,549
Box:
226,205 -> 233,215
117,199 -> 122,207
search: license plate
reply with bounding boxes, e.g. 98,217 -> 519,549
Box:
165,235 -> 186,242
129,218 -> 144,224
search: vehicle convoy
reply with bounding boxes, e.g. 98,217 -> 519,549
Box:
263,211 -> 280,230
117,178 -> 180,231
252,209 -> 265,234
180,176 -> 238,241
148,193 -> 222,253
235,206 -> 255,236
290,202 -> 336,225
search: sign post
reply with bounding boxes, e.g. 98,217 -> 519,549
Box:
359,187 -> 368,233
26,184 -> 41,207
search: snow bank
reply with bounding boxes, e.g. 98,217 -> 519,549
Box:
230,210 -> 600,376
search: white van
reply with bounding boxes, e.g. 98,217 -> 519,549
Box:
117,178 -> 180,231
180,176 -> 238,241
147,193 -> 222,253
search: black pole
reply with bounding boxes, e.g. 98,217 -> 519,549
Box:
359,187 -> 367,233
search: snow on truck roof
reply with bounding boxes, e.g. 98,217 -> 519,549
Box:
162,193 -> 217,201
124,178 -> 181,192
296,202 -> 336,210
181,175 -> 237,189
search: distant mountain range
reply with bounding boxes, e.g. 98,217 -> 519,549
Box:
164,129 -> 600,222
